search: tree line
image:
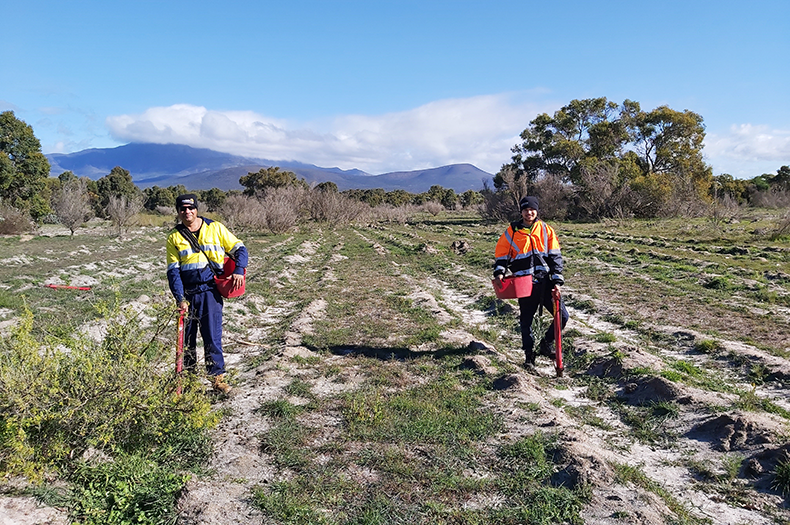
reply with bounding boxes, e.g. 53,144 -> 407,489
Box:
488,98 -> 789,221
2,107 -> 788,235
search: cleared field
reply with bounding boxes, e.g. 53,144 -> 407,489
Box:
1,210 -> 789,525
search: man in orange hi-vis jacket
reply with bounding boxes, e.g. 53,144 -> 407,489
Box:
493,195 -> 569,371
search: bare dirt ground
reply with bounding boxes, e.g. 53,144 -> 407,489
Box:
2,216 -> 790,524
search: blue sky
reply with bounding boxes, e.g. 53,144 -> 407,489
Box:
2,0 -> 788,177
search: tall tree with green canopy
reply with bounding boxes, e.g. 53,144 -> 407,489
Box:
143,184 -> 187,211
94,166 -> 141,216
197,187 -> 227,212
0,111 -> 52,220
240,166 -> 306,197
625,102 -> 712,201
500,97 -> 623,187
499,98 -> 713,218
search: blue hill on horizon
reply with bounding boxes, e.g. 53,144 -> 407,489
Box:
46,143 -> 492,193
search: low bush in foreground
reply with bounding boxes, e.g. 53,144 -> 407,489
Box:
0,300 -> 218,524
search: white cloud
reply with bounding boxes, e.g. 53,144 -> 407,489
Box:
106,95 -> 555,174
0,101 -> 21,112
704,124 -> 790,177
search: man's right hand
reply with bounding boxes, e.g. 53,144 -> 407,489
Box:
178,301 -> 189,314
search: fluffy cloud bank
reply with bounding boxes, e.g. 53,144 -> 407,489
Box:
106,98 -> 790,178
704,124 -> 790,177
106,95 -> 553,174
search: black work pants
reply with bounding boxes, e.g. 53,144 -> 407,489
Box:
518,280 -> 569,360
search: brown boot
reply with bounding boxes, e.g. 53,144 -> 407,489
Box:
211,374 -> 232,394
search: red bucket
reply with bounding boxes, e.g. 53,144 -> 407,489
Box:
492,275 -> 533,299
215,256 -> 246,298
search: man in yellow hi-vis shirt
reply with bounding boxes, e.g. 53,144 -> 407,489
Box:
166,194 -> 248,393
493,196 -> 568,371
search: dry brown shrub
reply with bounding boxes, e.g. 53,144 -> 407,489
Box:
480,188 -> 518,223
0,202 -> 33,234
261,186 -> 307,234
105,195 -> 143,236
771,210 -> 790,239
218,194 -> 267,232
479,169 -> 524,223
307,189 -> 368,225
421,201 -> 445,216
709,193 -> 742,229
155,205 -> 176,216
532,172 -> 571,220
53,180 -> 93,236
370,203 -> 416,224
752,188 -> 790,209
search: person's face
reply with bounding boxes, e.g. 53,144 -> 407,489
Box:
521,207 -> 538,224
178,205 -> 198,223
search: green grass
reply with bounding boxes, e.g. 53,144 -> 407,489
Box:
772,458 -> 790,495
341,374 -> 502,445
616,401 -> 679,444
594,332 -> 617,343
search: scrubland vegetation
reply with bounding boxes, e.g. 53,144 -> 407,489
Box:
1,202 -> 789,524
2,104 -> 790,524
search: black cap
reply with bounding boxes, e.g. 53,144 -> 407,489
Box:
519,196 -> 539,211
175,194 -> 199,210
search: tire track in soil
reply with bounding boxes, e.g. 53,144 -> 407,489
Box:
176,237 -> 330,524
177,235 -> 362,524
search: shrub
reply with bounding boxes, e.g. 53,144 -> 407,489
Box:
306,188 -> 368,225
105,195 -> 143,236
218,194 -> 267,231
771,209 -> 790,240
370,203 -> 416,224
52,180 -> 93,235
0,299 -> 217,523
261,186 -> 307,233
0,202 -> 33,234
420,201 -> 445,216
772,456 -> 790,495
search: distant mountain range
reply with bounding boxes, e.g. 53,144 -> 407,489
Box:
46,143 -> 492,193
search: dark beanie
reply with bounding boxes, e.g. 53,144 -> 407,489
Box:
175,194 -> 199,210
519,196 -> 539,211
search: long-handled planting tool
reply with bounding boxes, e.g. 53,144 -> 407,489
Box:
554,291 -> 564,378
175,309 -> 185,395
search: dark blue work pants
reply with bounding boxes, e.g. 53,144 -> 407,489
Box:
518,280 -> 569,360
184,287 -> 225,376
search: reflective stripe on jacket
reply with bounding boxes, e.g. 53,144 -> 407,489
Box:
166,217 -> 248,302
493,219 -> 564,284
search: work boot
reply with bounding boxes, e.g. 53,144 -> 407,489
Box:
524,352 -> 536,368
538,338 -> 554,359
211,374 -> 232,394
523,360 -> 540,376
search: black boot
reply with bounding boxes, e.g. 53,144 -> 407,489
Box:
538,338 -> 554,358
524,351 -> 536,367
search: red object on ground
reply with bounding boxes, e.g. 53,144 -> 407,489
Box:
491,275 -> 533,299
175,310 -> 185,395
554,291 -> 564,377
45,284 -> 92,291
214,256 -> 246,298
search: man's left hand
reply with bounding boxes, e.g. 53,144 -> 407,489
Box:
552,285 -> 562,301
230,273 -> 245,291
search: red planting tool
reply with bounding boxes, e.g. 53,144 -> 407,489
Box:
45,284 -> 92,291
175,309 -> 185,395
554,289 -> 564,378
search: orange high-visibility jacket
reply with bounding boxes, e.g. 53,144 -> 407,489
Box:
493,219 -> 564,285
